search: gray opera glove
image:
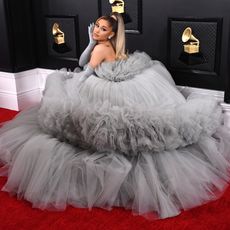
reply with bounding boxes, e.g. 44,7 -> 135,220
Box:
79,23 -> 97,67
79,65 -> 94,83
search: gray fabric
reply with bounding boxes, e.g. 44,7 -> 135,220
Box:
95,51 -> 175,85
79,65 -> 94,82
38,91 -> 221,155
78,43 -> 96,67
78,23 -> 96,67
95,51 -> 153,81
0,51 -> 230,219
38,52 -> 221,155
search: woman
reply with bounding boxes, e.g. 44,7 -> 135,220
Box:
78,12 -> 127,82
0,13 -> 230,220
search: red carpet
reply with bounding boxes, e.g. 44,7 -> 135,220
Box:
0,108 -> 230,230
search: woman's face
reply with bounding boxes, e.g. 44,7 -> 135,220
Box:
93,19 -> 114,41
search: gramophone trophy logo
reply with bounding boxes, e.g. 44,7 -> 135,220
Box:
52,23 -> 71,53
179,27 -> 206,65
109,0 -> 132,24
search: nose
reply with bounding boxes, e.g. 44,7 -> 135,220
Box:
94,27 -> 99,33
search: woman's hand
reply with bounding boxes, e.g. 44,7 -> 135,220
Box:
88,23 -> 96,45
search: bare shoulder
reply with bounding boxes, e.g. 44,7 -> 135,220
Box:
89,44 -> 108,68
89,43 -> 115,68
91,44 -> 107,60
93,43 -> 110,54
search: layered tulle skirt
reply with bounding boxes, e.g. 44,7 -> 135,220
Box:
0,52 -> 230,219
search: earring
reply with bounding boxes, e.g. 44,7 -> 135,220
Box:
108,35 -> 112,40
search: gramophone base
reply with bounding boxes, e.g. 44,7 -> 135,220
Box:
52,43 -> 71,54
179,52 -> 206,65
121,12 -> 132,24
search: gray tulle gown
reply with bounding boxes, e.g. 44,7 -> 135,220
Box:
0,52 -> 230,219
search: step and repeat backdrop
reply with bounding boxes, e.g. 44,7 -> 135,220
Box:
1,0 -> 230,101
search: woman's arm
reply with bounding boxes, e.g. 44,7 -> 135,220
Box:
79,45 -> 106,82
78,23 -> 97,67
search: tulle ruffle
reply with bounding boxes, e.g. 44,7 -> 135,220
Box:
0,51 -> 230,219
0,108 -> 230,219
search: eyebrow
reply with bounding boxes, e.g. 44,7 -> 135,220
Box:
97,22 -> 109,29
101,26 -> 108,30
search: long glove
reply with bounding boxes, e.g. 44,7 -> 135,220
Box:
78,23 -> 97,67
78,65 -> 94,83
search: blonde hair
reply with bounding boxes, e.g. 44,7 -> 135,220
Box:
96,13 -> 127,60
110,12 -> 127,60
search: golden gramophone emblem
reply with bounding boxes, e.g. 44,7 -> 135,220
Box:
109,0 -> 125,13
51,23 -> 71,53
182,27 -> 200,54
52,23 -> 65,45
108,0 -> 132,24
179,26 -> 206,65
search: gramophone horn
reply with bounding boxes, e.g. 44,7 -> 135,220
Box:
52,23 -> 63,35
52,23 -> 65,45
52,23 -> 58,35
182,27 -> 199,45
182,27 -> 192,42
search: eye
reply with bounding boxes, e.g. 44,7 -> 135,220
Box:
95,23 -> 99,28
102,28 -> 107,32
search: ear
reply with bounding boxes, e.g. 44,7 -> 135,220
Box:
109,32 -> 115,38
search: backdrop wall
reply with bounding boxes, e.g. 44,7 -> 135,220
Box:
1,0 -> 230,101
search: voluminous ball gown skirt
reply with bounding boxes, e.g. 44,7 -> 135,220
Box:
0,52 -> 230,219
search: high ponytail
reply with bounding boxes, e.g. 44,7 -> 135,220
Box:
110,12 -> 127,60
